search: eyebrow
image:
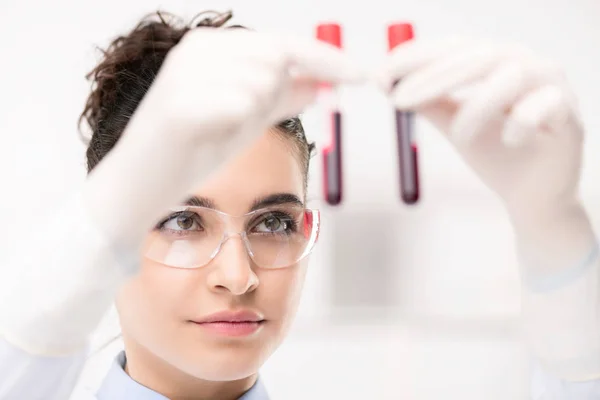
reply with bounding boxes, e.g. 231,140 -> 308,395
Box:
249,193 -> 304,211
184,196 -> 216,209
183,193 -> 303,212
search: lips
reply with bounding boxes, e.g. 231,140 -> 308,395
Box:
192,310 -> 265,324
190,310 -> 266,337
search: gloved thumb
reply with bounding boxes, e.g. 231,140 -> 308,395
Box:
414,96 -> 459,134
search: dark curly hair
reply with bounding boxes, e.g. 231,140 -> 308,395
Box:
78,10 -> 315,184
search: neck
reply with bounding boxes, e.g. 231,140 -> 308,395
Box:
122,339 -> 257,400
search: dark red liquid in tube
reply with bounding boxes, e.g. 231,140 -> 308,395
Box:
316,23 -> 343,206
323,111 -> 343,205
388,23 -> 420,205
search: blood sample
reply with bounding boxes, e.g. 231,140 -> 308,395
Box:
388,23 -> 420,205
316,23 -> 343,206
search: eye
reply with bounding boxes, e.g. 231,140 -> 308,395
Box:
161,212 -> 202,232
253,213 -> 295,234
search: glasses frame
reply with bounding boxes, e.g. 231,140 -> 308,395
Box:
145,205 -> 321,270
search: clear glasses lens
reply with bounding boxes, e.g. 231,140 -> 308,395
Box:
144,205 -> 320,269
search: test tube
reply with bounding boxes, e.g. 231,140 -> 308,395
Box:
388,23 -> 420,205
316,23 -> 343,206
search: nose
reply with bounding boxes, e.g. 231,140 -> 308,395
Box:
206,235 -> 259,295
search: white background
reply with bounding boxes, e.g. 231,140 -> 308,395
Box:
1,0 -> 599,398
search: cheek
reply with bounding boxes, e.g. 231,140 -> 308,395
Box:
116,260 -> 197,333
258,259 -> 309,322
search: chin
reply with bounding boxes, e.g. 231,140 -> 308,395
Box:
181,360 -> 261,382
167,341 -> 275,382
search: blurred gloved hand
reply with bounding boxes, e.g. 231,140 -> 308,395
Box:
376,38 -> 584,222
84,28 -> 362,249
376,39 -> 600,382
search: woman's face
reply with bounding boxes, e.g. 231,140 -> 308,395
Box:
115,131 -> 311,381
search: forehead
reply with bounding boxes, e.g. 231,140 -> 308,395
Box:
194,131 -> 305,214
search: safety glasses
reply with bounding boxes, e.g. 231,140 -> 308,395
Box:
144,204 -> 320,269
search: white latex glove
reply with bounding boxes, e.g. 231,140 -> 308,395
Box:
84,28 -> 362,251
377,38 -> 600,381
376,38 -> 583,218
0,28 -> 361,355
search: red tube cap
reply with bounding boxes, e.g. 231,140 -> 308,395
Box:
388,23 -> 414,50
316,23 -> 342,48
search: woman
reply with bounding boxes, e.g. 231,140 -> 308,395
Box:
0,9 -> 599,400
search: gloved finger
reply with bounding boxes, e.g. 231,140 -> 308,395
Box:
391,44 -> 521,109
266,76 -> 320,123
229,65 -> 289,116
173,64 -> 279,124
279,36 -> 365,84
183,29 -> 364,85
198,60 -> 321,119
373,36 -> 473,90
231,77 -> 320,154
416,97 -> 460,134
502,84 -> 581,146
449,61 -> 531,144
178,29 -> 287,71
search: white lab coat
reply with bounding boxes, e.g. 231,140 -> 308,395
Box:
0,190 -> 599,399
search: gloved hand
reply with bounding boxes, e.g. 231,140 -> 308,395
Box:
0,29 -> 361,355
84,28 -> 362,251
376,39 -> 600,381
375,38 -> 584,222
